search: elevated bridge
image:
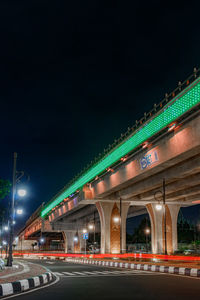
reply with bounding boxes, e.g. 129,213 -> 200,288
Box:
17,68 -> 200,255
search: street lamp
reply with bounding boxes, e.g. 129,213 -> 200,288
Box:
7,152 -> 27,267
88,224 -> 94,230
16,209 -> 23,215
73,236 -> 78,242
4,226 -> 9,231
17,189 -> 26,197
155,204 -> 162,211
113,216 -> 120,223
82,229 -> 87,234
145,228 -> 150,252
145,228 -> 150,234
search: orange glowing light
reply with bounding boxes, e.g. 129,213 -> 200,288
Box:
168,122 -> 177,132
107,167 -> 114,173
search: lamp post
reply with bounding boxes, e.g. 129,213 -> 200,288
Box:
145,228 -> 150,252
82,228 -> 87,255
154,178 -> 167,255
7,152 -> 17,267
7,153 -> 27,267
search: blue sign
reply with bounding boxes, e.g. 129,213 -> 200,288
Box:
140,150 -> 158,170
83,233 -> 89,240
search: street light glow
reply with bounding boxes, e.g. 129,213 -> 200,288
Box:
82,229 -> 87,233
4,226 -> 9,231
88,224 -> 94,230
16,209 -> 23,215
155,204 -> 162,211
145,228 -> 150,234
113,216 -> 120,223
40,238 -> 45,243
73,236 -> 78,242
17,189 -> 27,197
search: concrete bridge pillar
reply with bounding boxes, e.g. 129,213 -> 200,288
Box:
146,203 -> 180,254
16,237 -> 38,251
96,201 -> 130,254
63,231 -> 74,253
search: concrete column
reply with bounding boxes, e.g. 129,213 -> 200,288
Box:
121,202 -> 131,253
96,201 -> 130,254
17,238 -> 38,251
63,231 -> 74,253
78,232 -> 86,254
146,203 -> 180,254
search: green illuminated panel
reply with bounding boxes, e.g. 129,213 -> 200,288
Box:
41,78 -> 200,217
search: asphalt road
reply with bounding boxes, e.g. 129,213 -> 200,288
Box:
10,259 -> 200,300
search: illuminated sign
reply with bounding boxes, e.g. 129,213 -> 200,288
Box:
140,150 -> 158,170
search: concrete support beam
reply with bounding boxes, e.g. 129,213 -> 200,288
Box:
119,155 -> 200,199
146,203 -> 180,254
139,173 -> 200,201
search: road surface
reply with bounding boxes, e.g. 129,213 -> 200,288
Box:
9,259 -> 200,300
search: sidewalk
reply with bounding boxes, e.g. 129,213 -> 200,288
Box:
0,260 -> 55,297
0,260 -> 47,284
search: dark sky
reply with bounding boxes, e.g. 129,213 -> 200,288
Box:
0,1 -> 200,229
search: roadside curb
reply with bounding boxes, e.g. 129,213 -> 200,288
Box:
66,258 -> 200,278
0,272 -> 55,297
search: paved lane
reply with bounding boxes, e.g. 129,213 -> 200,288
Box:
9,259 -> 200,300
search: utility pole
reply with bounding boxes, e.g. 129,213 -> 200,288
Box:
163,178 -> 167,255
120,197 -> 122,254
93,211 -> 95,243
7,152 -> 17,267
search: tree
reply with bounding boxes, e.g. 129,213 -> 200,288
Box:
0,179 -> 11,200
132,217 -> 151,243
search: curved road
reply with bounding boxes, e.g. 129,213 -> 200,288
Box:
10,259 -> 200,300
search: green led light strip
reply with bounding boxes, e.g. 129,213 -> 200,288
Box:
41,78 -> 200,217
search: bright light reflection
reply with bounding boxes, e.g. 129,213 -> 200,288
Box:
113,216 -> 120,223
16,209 -> 23,215
155,204 -> 162,211
88,224 -> 94,230
17,189 -> 27,197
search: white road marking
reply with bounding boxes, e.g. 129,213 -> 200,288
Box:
62,272 -> 75,275
90,271 -> 111,274
57,269 -> 163,277
53,272 -> 64,276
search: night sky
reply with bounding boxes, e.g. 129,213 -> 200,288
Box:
0,1 -> 200,230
